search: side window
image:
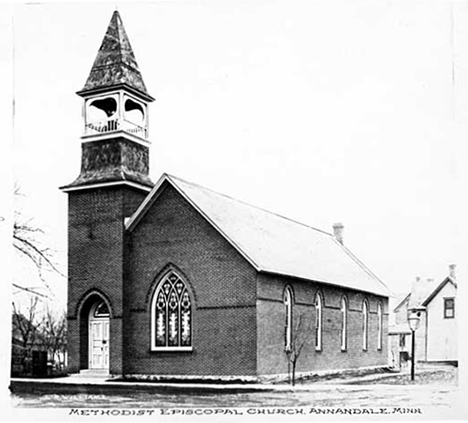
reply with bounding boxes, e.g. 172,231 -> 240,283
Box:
362,300 -> 368,351
284,286 -> 294,352
315,293 -> 323,351
341,297 -> 347,351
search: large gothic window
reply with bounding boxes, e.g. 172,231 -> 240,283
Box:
151,272 -> 192,351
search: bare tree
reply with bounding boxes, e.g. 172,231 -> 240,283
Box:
13,185 -> 64,297
286,314 -> 312,386
11,296 -> 44,375
41,307 -> 67,371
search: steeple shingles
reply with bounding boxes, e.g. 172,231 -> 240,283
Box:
79,11 -> 150,98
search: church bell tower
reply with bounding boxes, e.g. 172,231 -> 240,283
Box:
61,11 -> 154,375
63,10 -> 154,191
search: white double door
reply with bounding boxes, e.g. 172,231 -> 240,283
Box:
89,318 -> 109,369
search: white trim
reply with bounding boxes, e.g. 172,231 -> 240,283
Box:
283,287 -> 293,352
125,173 -> 168,230
61,180 -> 152,193
172,179 -> 262,271
81,130 -> 150,147
125,174 -> 261,271
377,302 -> 383,350
315,293 -> 322,351
341,296 -> 347,351
362,300 -> 369,351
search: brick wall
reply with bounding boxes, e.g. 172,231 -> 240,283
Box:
67,179 -> 390,377
124,183 -> 258,376
67,185 -> 147,373
257,273 -> 389,375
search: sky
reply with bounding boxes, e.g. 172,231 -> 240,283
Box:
1,1 -> 468,314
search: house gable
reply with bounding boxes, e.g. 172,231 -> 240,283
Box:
422,277 -> 457,307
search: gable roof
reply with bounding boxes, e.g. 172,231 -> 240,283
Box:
126,174 -> 392,297
407,277 -> 439,310
422,276 -> 457,307
77,11 -> 153,101
393,292 -> 410,313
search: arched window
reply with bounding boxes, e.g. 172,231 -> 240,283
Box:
284,286 -> 293,352
151,271 -> 192,351
362,300 -> 368,351
341,296 -> 347,351
377,302 -> 383,350
315,293 -> 323,351
94,301 -> 110,318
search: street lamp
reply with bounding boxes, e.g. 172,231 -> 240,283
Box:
408,311 -> 421,381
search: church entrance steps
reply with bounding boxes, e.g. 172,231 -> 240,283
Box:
76,369 -> 110,378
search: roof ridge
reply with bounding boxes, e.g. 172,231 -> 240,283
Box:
166,174 -> 334,237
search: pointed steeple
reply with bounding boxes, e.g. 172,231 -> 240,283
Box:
78,11 -> 153,101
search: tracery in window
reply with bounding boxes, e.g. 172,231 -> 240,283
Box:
151,272 -> 192,350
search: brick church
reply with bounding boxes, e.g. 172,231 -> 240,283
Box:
61,11 -> 391,379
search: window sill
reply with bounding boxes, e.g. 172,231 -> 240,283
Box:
151,347 -> 193,352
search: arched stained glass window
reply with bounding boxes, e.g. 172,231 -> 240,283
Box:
151,272 -> 192,351
284,286 -> 293,352
341,297 -> 347,351
315,293 -> 323,351
362,300 -> 368,351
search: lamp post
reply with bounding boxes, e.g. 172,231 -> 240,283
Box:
408,311 -> 421,381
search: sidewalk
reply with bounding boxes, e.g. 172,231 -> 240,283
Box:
10,363 -> 454,395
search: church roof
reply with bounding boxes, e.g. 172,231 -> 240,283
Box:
78,11 -> 153,101
126,174 -> 391,297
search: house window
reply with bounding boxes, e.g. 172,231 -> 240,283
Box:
315,293 -> 323,351
377,302 -> 383,350
284,286 -> 293,352
362,300 -> 368,351
444,298 -> 455,319
340,297 -> 347,351
399,334 -> 406,348
151,272 -> 192,351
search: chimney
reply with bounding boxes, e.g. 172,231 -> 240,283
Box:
449,264 -> 457,280
333,223 -> 344,245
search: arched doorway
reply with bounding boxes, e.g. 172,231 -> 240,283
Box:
88,300 -> 110,370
